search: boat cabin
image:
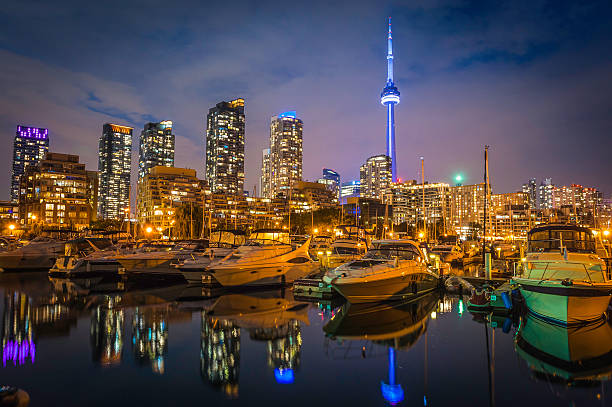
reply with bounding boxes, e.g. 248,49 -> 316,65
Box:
528,224 -> 596,254
246,229 -> 291,246
209,230 -> 246,248
365,240 -> 423,261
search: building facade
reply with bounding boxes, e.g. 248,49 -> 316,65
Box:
291,181 -> 337,210
387,182 -> 451,231
538,178 -> 554,209
317,168 -> 340,203
360,155 -> 392,201
138,121 -> 175,181
340,180 -> 361,204
266,111 -> 303,198
11,126 -> 49,202
260,148 -> 271,198
19,153 -> 96,229
521,178 -> 537,209
98,123 -> 133,220
448,183 -> 488,237
205,99 -> 245,195
137,166 -> 205,236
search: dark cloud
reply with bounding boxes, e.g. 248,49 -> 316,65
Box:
1,0 -> 611,201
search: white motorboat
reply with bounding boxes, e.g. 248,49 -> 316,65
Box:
177,230 -> 247,284
208,229 -> 319,287
49,237 -> 114,276
430,244 -> 464,264
116,240 -> 208,277
323,239 -> 439,303
0,236 -> 65,271
512,224 -> 612,325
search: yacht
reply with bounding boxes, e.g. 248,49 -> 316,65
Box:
512,224 -> 612,325
0,236 -> 65,271
116,240 -> 208,276
430,244 -> 464,263
176,230 -> 247,284
207,229 -> 319,287
323,239 -> 439,303
308,235 -> 333,259
322,238 -> 367,269
49,237 -> 114,277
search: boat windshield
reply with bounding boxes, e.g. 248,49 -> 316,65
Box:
246,232 -> 290,246
364,243 -> 421,260
528,228 -> 596,253
209,231 -> 246,248
433,247 -> 452,252
333,246 -> 361,255
521,261 -> 605,283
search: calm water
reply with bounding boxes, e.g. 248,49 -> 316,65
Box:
1,272 -> 610,407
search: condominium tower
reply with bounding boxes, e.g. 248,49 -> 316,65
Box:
11,126 -> 49,202
360,155 -> 392,201
98,123 -> 133,220
205,98 -> 245,195
138,121 -> 175,181
265,111 -> 303,198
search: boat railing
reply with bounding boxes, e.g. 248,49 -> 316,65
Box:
522,261 -> 606,284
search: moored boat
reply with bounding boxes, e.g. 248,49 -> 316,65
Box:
0,236 -> 65,271
322,239 -> 439,303
512,224 -> 612,325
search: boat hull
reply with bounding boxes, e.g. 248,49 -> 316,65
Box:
0,253 -> 58,271
516,279 -> 612,325
331,272 -> 438,303
210,263 -> 319,287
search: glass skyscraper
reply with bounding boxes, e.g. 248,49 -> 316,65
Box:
138,121 -> 175,181
11,126 -> 49,202
205,99 -> 245,195
266,111 -> 303,198
98,123 -> 133,220
360,154 -> 392,201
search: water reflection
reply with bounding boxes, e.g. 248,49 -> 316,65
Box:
201,290 -> 309,397
132,307 -> 168,374
324,292 -> 440,405
90,297 -> 124,366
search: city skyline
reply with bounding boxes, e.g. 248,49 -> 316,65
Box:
2,2 -> 612,200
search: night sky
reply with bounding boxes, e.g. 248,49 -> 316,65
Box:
2,0 -> 612,200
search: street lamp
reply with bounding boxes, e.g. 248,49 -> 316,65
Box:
8,224 -> 15,236
146,226 -> 153,234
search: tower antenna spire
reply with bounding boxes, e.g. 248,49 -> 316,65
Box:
381,17 -> 400,182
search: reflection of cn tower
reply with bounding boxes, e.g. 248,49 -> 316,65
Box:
380,17 -> 400,182
132,308 -> 168,374
90,297 -> 124,366
381,348 -> 404,405
1,292 -> 35,367
260,320 -> 302,384
200,313 -> 240,398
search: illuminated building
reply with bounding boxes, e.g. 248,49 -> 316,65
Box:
448,183 -> 488,238
0,201 -> 18,222
90,300 -> 124,366
18,153 -> 97,229
380,18 -> 400,182
317,168 -> 340,203
340,180 -> 360,204
388,181 -> 451,230
132,308 -> 168,374
343,197 -> 393,230
205,99 -> 245,195
521,178 -> 537,209
98,123 -> 133,220
136,166 -> 206,236
538,178 -> 554,209
138,121 -> 175,181
290,181 -> 337,210
201,314 -> 240,398
360,155 -> 392,201
491,192 -> 529,211
11,126 -> 49,202
260,148 -> 271,198
266,111 -> 303,198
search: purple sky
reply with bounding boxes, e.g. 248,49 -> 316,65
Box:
1,0 -> 611,201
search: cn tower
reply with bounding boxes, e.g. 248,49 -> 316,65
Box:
380,17 -> 400,182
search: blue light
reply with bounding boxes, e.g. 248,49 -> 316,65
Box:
274,368 -> 295,384
381,383 -> 404,405
278,111 -> 297,119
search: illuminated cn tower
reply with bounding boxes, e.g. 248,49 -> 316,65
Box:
380,17 -> 400,182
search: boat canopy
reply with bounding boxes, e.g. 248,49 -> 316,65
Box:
247,229 -> 290,246
210,230 -> 247,247
528,224 -> 596,254
365,240 -> 422,260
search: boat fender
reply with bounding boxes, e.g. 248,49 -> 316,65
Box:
502,317 -> 512,333
501,292 -> 512,309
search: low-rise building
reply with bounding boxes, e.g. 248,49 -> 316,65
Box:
18,152 -> 96,229
387,181 -> 451,232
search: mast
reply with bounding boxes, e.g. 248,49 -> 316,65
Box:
482,146 -> 489,270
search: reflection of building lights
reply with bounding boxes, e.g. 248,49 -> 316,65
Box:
458,299 -> 464,315
430,311 -> 437,319
2,339 -> 36,366
274,368 -> 295,384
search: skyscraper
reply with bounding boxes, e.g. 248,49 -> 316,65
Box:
380,17 -> 400,182
522,178 -> 537,209
138,121 -> 175,181
260,148 -> 271,198
98,123 -> 133,220
317,168 -> 340,203
267,111 -> 303,198
205,98 -> 245,195
11,126 -> 49,202
360,155 -> 392,201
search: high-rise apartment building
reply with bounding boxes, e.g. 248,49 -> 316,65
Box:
19,152 -> 96,229
387,181 -> 451,228
205,98 -> 245,195
260,148 -> 271,198
448,183 -> 488,237
11,126 -> 49,202
267,111 -> 303,198
360,155 -> 391,201
138,121 -> 175,181
317,168 -> 340,203
340,180 -> 361,204
538,178 -> 554,209
98,123 -> 133,220
521,178 -> 537,209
